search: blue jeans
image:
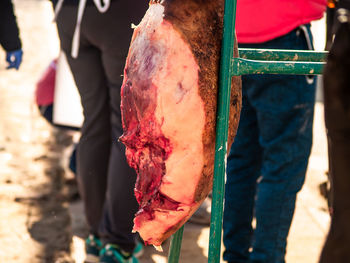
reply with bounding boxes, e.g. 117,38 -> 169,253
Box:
223,25 -> 316,263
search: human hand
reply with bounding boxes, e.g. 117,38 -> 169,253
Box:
6,49 -> 23,70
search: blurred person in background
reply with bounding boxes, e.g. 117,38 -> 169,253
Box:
0,0 -> 23,70
51,0 -> 148,262
223,1 -> 327,263
320,1 -> 350,262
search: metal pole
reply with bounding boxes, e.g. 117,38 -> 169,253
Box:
232,57 -> 325,75
208,0 -> 237,262
238,48 -> 327,62
167,225 -> 185,263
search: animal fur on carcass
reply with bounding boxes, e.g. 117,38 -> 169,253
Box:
120,0 -> 241,246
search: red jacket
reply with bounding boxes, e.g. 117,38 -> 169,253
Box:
235,0 -> 327,43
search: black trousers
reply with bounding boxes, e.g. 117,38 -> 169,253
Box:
56,0 -> 148,252
319,21 -> 350,263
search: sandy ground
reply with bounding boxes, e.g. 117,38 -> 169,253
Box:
0,1 -> 331,263
0,1 -> 74,262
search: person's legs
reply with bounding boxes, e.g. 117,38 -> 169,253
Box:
56,2 -> 148,261
223,84 -> 263,263
82,0 -> 148,253
97,81 -> 139,252
320,20 -> 350,263
245,26 -> 316,263
249,74 -> 315,263
56,6 -> 110,236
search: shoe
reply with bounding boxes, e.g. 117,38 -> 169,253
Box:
85,234 -> 103,263
100,244 -> 139,263
133,241 -> 144,258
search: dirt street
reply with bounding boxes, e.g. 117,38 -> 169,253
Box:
0,1 -> 74,262
0,1 -> 330,263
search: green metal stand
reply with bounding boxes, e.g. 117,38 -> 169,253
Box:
168,226 -> 184,263
208,0 -> 238,261
167,0 -> 327,262
233,48 -> 326,76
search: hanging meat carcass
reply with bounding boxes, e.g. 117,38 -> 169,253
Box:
120,0 -> 241,246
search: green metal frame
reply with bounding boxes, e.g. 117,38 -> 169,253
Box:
239,48 -> 327,62
233,48 -> 326,76
167,0 -> 327,262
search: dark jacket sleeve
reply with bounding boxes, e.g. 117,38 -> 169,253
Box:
0,0 -> 22,52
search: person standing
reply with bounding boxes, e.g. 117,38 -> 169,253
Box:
0,0 -> 23,70
51,0 -> 148,262
223,1 -> 327,263
320,1 -> 350,262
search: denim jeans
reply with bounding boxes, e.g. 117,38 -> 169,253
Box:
223,25 -> 316,263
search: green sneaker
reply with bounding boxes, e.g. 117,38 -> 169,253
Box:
99,244 -> 139,263
85,234 -> 103,263
133,241 -> 144,258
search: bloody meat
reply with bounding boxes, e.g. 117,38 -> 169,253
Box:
120,0 -> 242,246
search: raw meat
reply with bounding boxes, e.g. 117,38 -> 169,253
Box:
120,0 -> 241,246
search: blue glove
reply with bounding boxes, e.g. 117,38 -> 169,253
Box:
6,49 -> 23,70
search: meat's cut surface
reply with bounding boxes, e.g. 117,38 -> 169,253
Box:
120,0 -> 241,246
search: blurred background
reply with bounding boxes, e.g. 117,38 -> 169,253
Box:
0,0 -> 330,262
